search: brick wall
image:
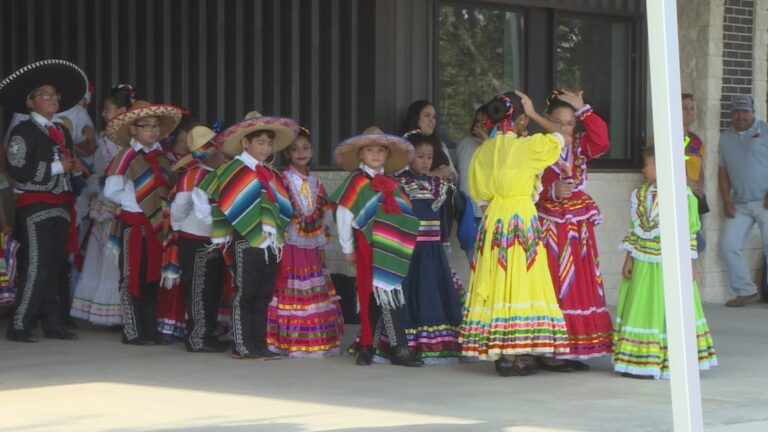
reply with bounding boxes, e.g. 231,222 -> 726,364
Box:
721,0 -> 755,129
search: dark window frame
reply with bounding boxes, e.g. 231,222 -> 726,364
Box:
433,0 -> 647,171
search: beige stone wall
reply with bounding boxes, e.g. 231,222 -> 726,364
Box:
677,0 -> 731,304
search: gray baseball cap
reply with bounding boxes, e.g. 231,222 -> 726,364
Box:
731,95 -> 754,111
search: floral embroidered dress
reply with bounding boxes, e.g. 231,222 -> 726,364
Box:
613,183 -> 717,379
460,128 -> 569,360
266,167 -> 343,357
537,105 -> 613,359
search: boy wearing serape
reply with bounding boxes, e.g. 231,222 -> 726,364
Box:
166,125 -> 228,353
104,100 -> 181,345
331,126 -> 423,367
198,112 -> 297,360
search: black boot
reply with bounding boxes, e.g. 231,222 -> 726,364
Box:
356,346 -> 374,366
389,346 -> 424,367
7,328 -> 38,343
43,327 -> 79,340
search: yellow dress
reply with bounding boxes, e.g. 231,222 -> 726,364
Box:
460,130 -> 570,360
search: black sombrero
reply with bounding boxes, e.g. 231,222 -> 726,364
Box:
0,59 -> 88,113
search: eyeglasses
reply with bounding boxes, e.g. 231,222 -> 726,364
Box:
133,123 -> 161,132
30,92 -> 61,101
552,119 -> 577,128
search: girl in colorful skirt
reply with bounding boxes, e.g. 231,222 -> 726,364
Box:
613,146 -> 717,379
460,91 -> 572,377
395,131 -> 463,363
266,127 -> 343,357
536,90 -> 613,370
0,173 -> 19,311
71,84 -> 135,327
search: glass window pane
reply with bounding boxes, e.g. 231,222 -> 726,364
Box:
556,14 -> 633,160
438,6 -> 524,143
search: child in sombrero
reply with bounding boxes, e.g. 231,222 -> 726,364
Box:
104,100 -> 182,346
197,111 -> 297,360
331,126 -> 424,367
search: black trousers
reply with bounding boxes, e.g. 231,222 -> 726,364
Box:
9,203 -> 70,335
231,237 -> 279,356
368,295 -> 408,350
119,225 -> 159,342
178,236 -> 224,351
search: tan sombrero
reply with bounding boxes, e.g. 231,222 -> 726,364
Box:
171,125 -> 220,171
105,100 -> 182,146
215,111 -> 299,158
334,126 -> 414,174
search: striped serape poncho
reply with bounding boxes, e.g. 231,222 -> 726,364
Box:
198,158 -> 293,252
331,171 -> 419,308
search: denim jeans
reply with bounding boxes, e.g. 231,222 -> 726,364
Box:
720,201 -> 768,296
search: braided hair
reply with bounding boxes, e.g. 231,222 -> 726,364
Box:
544,89 -> 576,114
485,91 -> 524,132
105,84 -> 137,109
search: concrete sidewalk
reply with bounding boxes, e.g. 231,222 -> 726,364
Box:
0,304 -> 766,432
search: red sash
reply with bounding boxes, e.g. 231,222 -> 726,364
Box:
120,211 -> 162,297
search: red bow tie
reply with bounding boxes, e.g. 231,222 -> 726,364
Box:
371,174 -> 401,214
141,149 -> 170,189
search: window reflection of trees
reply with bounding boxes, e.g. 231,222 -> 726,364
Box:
438,6 -> 523,143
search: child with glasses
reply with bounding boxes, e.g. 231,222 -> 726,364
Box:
103,100 -> 181,345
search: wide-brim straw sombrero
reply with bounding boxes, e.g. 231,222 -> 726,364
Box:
215,111 -> 299,158
105,100 -> 182,146
334,126 -> 414,174
0,59 -> 88,113
172,125 -> 220,171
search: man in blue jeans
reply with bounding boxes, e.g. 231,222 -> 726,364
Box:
718,95 -> 768,307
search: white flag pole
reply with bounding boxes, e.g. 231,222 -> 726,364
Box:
645,1 -> 704,431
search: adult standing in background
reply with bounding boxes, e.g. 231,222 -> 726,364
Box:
718,95 -> 768,307
683,93 -> 708,253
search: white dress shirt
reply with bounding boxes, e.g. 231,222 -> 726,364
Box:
171,164 -> 214,237
29,111 -> 65,176
336,163 -> 383,254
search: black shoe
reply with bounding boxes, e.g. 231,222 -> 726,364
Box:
496,357 -> 537,377
536,357 -> 575,373
63,318 -> 79,330
356,346 -> 374,365
43,327 -> 79,340
256,348 -> 282,359
232,348 -> 282,360
565,359 -> 591,371
152,334 -> 172,345
123,337 -> 154,346
621,372 -> 654,380
389,346 -> 424,367
187,337 -> 231,353
198,343 -> 229,353
6,329 -> 38,343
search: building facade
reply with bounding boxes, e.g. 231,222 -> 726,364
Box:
1,0 -> 766,303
